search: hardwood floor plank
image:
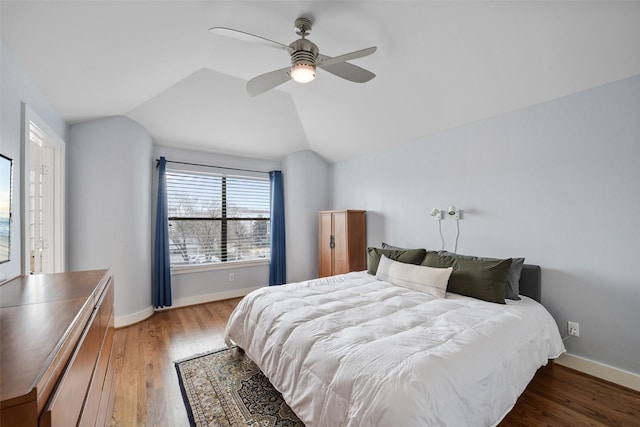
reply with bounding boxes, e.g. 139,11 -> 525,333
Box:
112,299 -> 241,427
500,364 -> 640,426
510,391 -> 609,427
112,298 -> 640,426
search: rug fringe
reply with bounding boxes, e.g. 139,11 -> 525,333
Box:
173,345 -> 235,364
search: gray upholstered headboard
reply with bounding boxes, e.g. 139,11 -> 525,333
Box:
518,264 -> 541,302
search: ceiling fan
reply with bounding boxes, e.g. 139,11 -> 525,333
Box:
209,17 -> 377,97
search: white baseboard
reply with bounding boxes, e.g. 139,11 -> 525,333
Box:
114,286 -> 263,328
115,306 -> 154,328
155,286 -> 265,312
555,352 -> 640,392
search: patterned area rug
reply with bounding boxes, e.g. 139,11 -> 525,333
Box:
175,347 -> 304,427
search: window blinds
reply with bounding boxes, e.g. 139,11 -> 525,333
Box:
166,170 -> 270,265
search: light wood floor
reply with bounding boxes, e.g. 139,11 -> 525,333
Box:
111,298 -> 640,426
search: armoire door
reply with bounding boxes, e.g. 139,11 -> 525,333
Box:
318,211 -> 333,277
332,211 -> 349,275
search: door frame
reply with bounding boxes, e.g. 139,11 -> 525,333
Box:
21,103 -> 65,274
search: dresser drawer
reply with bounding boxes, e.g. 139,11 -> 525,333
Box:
96,310 -> 115,427
99,278 -> 114,343
77,280 -> 114,427
39,305 -> 101,427
78,308 -> 114,427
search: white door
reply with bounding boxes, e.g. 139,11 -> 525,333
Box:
22,105 -> 65,274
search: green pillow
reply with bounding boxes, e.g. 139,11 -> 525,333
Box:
421,252 -> 512,304
367,247 -> 427,275
439,251 -> 524,300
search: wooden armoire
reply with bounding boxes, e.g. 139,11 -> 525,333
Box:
318,210 -> 366,277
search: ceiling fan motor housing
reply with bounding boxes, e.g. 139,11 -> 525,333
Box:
289,38 -> 319,66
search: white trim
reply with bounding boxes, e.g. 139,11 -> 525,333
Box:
114,285 -> 263,328
155,285 -> 264,311
555,352 -> 640,392
114,306 -> 154,328
170,259 -> 269,275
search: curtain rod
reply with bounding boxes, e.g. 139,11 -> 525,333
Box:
155,158 -> 270,175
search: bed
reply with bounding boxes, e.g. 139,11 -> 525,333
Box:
224,254 -> 565,427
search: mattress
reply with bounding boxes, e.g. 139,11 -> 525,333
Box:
224,271 -> 565,426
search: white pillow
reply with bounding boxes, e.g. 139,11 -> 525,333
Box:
376,255 -> 453,298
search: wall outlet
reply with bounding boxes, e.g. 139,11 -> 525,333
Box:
568,321 -> 580,337
228,273 -> 234,282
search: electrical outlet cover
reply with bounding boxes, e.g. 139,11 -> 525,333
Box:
568,321 -> 579,337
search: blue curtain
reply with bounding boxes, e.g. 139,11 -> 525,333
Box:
269,170 -> 286,286
153,157 -> 172,307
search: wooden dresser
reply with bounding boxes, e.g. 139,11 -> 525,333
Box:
0,270 -> 115,427
318,210 -> 366,277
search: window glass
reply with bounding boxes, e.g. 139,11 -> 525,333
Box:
166,170 -> 270,266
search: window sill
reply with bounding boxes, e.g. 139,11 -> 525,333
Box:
170,259 -> 270,275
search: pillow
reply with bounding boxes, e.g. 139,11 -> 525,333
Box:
381,242 -> 406,250
376,255 -> 453,298
366,247 -> 427,275
422,252 -> 512,304
439,251 -> 524,300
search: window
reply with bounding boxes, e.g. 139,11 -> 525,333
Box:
166,170 -> 270,267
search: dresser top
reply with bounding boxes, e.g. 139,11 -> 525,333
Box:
0,270 -> 110,407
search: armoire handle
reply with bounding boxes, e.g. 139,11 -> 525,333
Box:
329,235 -> 335,249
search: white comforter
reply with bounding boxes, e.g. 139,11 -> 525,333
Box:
224,271 -> 565,427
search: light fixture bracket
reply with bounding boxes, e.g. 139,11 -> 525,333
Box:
294,17 -> 313,37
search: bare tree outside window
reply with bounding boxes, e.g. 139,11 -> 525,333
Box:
166,171 -> 270,266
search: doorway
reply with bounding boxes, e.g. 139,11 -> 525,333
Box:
21,104 -> 65,274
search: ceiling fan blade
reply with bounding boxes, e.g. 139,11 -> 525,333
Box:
317,54 -> 376,83
209,27 -> 291,51
247,67 -> 291,97
317,46 -> 377,67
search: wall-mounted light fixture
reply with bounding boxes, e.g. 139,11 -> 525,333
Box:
448,206 -> 462,252
430,206 -> 464,252
430,208 -> 444,250
448,205 -> 461,220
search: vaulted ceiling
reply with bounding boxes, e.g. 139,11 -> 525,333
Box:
2,1 -> 639,162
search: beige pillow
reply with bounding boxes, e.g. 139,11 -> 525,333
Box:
376,255 -> 453,298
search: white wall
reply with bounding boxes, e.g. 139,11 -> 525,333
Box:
68,116 -> 153,321
282,150 -> 331,282
0,42 -> 68,282
332,75 -> 640,375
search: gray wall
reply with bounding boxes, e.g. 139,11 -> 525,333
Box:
332,75 -> 640,375
68,116 -> 153,319
282,150 -> 331,282
0,42 -> 68,282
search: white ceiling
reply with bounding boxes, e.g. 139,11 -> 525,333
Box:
2,1 -> 639,162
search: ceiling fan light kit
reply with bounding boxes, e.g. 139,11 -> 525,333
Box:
209,16 -> 377,96
290,63 -> 316,83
